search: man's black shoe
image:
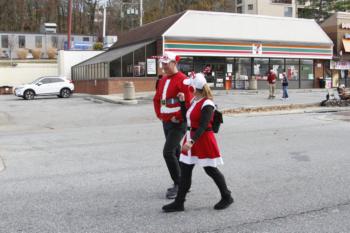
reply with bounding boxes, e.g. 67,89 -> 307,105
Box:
162,201 -> 184,213
214,196 -> 234,210
166,184 -> 178,199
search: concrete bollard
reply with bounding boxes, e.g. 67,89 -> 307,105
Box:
123,81 -> 136,100
249,76 -> 257,90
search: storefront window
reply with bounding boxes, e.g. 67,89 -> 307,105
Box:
286,58 -> 299,81
300,59 -> 313,80
235,58 -> 251,80
235,58 -> 251,89
178,57 -> 193,76
134,46 -> 146,77
193,57 -> 226,88
122,52 -> 133,77
270,58 -> 285,80
253,58 -> 269,80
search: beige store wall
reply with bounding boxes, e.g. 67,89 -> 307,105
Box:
0,62 -> 58,87
257,0 -> 295,17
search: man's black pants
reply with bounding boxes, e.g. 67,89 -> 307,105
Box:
162,121 -> 186,185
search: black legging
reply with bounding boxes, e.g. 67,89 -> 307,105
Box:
176,162 -> 231,202
162,122 -> 186,185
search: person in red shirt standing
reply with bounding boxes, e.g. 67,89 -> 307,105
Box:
153,52 -> 193,199
267,69 -> 277,99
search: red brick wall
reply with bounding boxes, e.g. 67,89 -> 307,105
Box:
0,86 -> 13,95
73,77 -> 157,95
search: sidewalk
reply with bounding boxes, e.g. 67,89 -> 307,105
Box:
85,88 -> 336,114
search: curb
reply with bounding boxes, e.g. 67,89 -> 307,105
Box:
85,96 -> 138,105
222,103 -> 321,114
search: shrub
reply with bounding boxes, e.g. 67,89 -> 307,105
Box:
16,48 -> 29,59
31,48 -> 42,59
93,42 -> 103,50
47,48 -> 57,59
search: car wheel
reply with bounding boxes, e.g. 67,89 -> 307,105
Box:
60,88 -> 71,98
24,90 -> 35,100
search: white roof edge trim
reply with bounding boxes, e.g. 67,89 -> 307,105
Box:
162,10 -> 190,37
310,20 -> 334,45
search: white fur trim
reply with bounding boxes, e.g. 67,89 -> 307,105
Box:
180,154 -> 224,167
201,99 -> 215,110
160,106 -> 181,113
162,79 -> 170,100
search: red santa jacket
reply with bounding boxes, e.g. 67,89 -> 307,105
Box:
153,72 -> 192,123
267,72 -> 276,84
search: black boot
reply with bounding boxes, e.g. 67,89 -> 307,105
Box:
162,200 -> 184,213
214,194 -> 234,210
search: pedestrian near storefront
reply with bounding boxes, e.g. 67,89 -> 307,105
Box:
281,72 -> 289,100
162,73 -> 234,212
153,52 -> 193,199
267,69 -> 277,99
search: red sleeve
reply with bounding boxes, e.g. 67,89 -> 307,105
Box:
153,80 -> 161,119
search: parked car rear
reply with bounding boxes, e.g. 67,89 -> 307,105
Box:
14,76 -> 74,100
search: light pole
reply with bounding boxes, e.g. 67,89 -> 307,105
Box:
103,2 -> 107,45
140,0 -> 143,27
67,0 -> 72,50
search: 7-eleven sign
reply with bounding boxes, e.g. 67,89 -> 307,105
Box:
252,44 -> 263,55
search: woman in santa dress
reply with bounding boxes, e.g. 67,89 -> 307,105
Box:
162,73 -> 234,212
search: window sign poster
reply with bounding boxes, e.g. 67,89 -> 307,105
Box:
227,64 -> 233,73
147,59 -> 156,75
254,64 -> 260,75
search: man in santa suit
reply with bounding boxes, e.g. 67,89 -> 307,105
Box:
153,52 -> 193,199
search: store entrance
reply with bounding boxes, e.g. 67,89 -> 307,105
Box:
194,59 -> 227,89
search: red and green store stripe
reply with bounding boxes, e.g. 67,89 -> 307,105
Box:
164,40 -> 333,58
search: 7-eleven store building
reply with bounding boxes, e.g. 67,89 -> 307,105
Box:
72,10 -> 333,94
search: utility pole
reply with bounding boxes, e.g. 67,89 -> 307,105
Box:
103,2 -> 107,44
67,0 -> 73,50
140,0 -> 143,26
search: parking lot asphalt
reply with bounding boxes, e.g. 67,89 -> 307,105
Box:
1,94 -> 350,233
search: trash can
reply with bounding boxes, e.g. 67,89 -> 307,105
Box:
319,78 -> 326,88
123,81 -> 135,100
224,77 -> 232,91
249,76 -> 257,90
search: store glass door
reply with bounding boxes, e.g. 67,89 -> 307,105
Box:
194,62 -> 226,90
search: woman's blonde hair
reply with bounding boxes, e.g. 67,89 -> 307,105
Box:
198,84 -> 213,100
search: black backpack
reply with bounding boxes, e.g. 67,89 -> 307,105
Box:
212,108 -> 223,133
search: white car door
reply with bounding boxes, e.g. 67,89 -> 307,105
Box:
35,78 -> 53,94
51,78 -> 65,94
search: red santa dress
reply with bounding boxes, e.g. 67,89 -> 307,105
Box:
180,97 -> 223,167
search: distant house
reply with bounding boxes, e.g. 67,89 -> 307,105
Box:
0,32 -> 97,59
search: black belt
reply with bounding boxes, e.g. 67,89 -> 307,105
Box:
187,127 -> 212,131
161,98 -> 179,105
